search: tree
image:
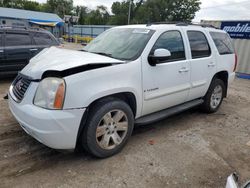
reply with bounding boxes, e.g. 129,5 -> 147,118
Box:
0,0 -> 41,11
109,1 -> 132,25
134,0 -> 201,23
46,0 -> 74,17
23,1 -> 41,11
74,6 -> 89,25
85,5 -> 110,25
111,0 -> 201,24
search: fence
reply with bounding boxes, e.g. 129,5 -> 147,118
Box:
65,25 -> 114,38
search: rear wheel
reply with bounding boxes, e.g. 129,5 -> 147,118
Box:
81,98 -> 134,158
201,79 -> 226,113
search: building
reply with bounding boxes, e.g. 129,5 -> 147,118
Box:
0,7 -> 64,37
202,20 -> 250,77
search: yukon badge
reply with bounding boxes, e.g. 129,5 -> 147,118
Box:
144,88 -> 159,92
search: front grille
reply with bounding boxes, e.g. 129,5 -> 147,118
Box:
12,75 -> 31,102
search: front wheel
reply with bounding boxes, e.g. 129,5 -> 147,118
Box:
201,79 -> 226,113
81,98 -> 134,158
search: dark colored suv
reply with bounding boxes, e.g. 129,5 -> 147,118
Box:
0,26 -> 60,77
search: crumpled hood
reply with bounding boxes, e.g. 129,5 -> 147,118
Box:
21,47 -> 124,79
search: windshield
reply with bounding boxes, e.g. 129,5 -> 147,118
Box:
83,28 -> 155,61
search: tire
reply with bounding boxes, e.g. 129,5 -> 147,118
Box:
81,97 -> 134,158
201,79 -> 226,113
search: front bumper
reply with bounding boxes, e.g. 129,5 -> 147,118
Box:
8,82 -> 85,149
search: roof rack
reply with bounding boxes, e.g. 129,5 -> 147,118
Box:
146,22 -> 219,29
146,21 -> 177,26
0,25 -> 46,31
178,22 -> 219,29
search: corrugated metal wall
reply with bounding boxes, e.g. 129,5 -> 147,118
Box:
202,20 -> 250,74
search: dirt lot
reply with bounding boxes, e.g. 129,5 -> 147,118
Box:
0,45 -> 250,187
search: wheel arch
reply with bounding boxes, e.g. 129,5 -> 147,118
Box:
88,92 -> 137,117
75,92 -> 137,150
212,71 -> 229,97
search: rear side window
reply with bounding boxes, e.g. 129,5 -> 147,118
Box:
151,30 -> 186,62
33,32 -> 57,45
210,32 -> 234,55
5,33 -> 31,46
187,31 -> 211,59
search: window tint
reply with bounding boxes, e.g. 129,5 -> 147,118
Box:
33,32 -> 56,45
151,31 -> 186,62
0,33 -> 2,47
5,33 -> 31,46
187,31 -> 211,59
210,32 -> 234,55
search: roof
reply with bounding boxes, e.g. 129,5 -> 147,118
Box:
0,7 -> 63,23
116,23 -> 222,32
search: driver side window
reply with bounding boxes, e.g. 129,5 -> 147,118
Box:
151,30 -> 186,62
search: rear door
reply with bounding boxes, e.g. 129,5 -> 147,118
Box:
31,32 -> 59,57
182,29 -> 217,101
3,31 -> 32,73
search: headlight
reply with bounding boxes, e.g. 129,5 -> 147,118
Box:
34,77 -> 66,110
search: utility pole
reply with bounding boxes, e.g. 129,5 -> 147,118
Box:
128,0 -> 132,25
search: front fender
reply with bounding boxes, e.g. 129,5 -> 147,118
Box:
63,61 -> 142,117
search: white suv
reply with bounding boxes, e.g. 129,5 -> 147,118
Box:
8,23 -> 236,158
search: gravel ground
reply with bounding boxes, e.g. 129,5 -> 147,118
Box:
0,44 -> 249,187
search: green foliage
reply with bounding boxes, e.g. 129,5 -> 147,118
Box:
74,6 -> 88,25
134,0 -> 201,23
46,0 -> 73,17
109,1 -> 132,25
85,6 -> 110,25
1,0 -> 41,11
112,0 -> 201,24
0,0 -> 201,25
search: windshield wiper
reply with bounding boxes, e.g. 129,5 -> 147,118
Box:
92,52 -> 113,58
79,49 -> 88,52
80,50 -> 115,59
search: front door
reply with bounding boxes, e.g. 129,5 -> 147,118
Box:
142,30 -> 191,116
0,31 -> 4,63
3,31 -> 32,73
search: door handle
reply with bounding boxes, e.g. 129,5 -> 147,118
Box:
179,67 -> 189,73
208,62 -> 216,67
0,50 -> 4,53
30,48 -> 38,51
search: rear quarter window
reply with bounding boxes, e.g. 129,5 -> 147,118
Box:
33,32 -> 58,46
210,32 -> 234,55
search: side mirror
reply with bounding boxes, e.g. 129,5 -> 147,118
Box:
148,48 -> 171,66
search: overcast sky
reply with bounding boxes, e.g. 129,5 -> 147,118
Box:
35,0 -> 250,22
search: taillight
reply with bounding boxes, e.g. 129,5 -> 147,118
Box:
233,53 -> 238,72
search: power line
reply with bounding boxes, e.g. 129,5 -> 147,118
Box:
201,0 -> 250,10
